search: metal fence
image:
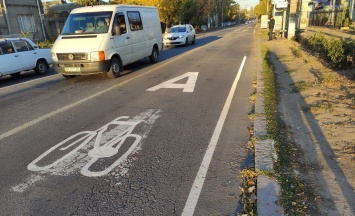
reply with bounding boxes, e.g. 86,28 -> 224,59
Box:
309,9 -> 347,28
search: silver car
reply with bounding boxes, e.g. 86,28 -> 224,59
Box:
163,24 -> 196,46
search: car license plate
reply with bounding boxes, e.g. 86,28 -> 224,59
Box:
65,67 -> 81,72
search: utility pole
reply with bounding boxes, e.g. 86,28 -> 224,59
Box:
331,0 -> 336,26
2,0 -> 12,35
221,0 -> 223,27
351,0 -> 355,20
36,0 -> 46,40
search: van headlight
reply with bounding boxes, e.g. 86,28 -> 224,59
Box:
51,53 -> 58,61
91,51 -> 105,61
178,35 -> 185,39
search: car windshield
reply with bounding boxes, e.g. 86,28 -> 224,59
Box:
168,27 -> 186,33
61,11 -> 113,35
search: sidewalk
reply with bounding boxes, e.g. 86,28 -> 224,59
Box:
256,27 -> 355,215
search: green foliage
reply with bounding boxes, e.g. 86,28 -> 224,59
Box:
290,47 -> 302,58
254,0 -> 271,18
240,169 -> 258,215
342,17 -> 350,27
302,33 -> 355,69
74,0 -> 100,6
342,38 -> 355,68
321,73 -> 338,84
36,40 -> 53,48
307,32 -> 326,54
307,101 -> 333,112
111,0 -> 238,27
259,44 -> 317,216
324,38 -> 344,66
292,81 -> 310,92
21,32 -> 30,38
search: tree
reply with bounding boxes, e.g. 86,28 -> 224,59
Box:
74,0 -> 100,6
254,0 -> 271,18
229,3 -> 240,21
103,0 -> 244,28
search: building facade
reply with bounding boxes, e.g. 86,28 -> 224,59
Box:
0,0 -> 45,41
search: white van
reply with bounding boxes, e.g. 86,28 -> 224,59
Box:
51,5 -> 163,78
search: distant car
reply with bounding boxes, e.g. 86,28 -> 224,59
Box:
163,24 -> 196,46
201,25 -> 208,31
0,37 -> 53,78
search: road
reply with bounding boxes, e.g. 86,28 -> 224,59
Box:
0,23 -> 257,215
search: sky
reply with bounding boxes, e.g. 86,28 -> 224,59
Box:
237,0 -> 259,9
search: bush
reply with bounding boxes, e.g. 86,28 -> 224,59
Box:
342,38 -> 355,67
307,32 -> 326,55
324,38 -> 344,66
36,40 -> 53,48
342,17 -> 350,27
299,33 -> 355,69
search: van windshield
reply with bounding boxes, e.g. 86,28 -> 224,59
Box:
61,11 -> 113,35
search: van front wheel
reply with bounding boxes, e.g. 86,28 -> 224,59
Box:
149,47 -> 159,63
107,58 -> 121,79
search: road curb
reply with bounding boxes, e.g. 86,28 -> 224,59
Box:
254,37 -> 284,215
257,175 -> 284,215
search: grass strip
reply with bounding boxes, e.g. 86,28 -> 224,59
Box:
260,44 -> 318,215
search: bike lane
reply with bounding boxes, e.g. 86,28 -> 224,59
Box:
0,25 -> 256,215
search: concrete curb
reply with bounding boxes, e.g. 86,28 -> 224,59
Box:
257,175 -> 284,215
255,37 -> 284,215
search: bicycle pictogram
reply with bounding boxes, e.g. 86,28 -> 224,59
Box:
28,109 -> 161,177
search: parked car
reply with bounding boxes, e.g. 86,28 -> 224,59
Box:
163,24 -> 196,46
0,37 -> 53,78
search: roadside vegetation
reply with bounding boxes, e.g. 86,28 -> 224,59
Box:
240,37 -> 319,215
292,81 -> 311,92
295,32 -> 355,79
20,31 -> 53,48
35,40 -> 53,49
260,42 -> 317,215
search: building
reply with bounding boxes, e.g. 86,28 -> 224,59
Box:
0,0 -> 45,41
271,0 -> 354,39
41,0 -> 108,40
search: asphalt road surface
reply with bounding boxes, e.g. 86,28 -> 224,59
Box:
0,23 -> 257,215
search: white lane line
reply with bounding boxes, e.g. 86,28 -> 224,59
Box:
182,56 -> 247,216
0,73 -> 60,91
